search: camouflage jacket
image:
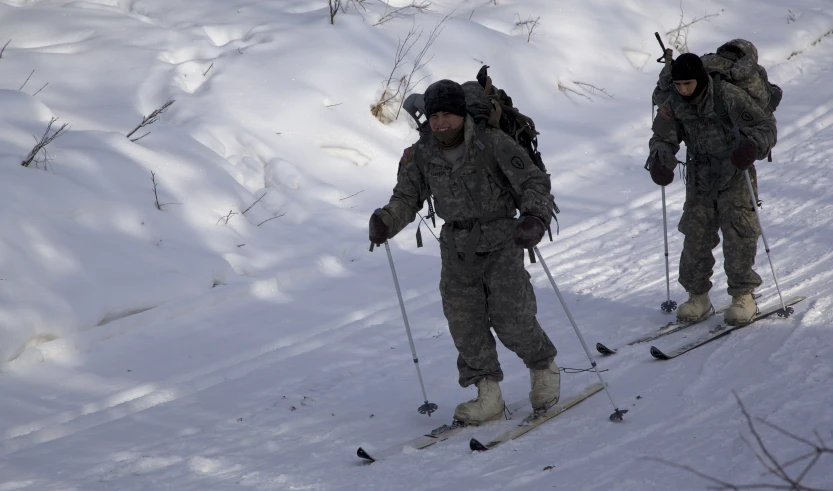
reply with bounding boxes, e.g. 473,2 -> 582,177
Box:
649,77 -> 777,195
380,115 -> 552,253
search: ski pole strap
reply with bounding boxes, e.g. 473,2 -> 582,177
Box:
427,196 -> 436,227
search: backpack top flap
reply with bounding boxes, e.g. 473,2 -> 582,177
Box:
702,39 -> 772,112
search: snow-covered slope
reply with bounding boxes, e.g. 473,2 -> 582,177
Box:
1,0 -> 832,489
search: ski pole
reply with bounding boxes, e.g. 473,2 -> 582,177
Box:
743,171 -> 793,317
533,247 -> 627,422
373,240 -> 438,416
660,186 -> 677,313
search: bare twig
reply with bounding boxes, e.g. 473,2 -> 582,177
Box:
395,14 -> 447,118
150,171 -> 180,210
665,1 -> 722,53
557,82 -> 593,102
126,100 -> 175,139
328,0 -> 342,24
32,82 -> 48,96
151,171 -> 163,210
372,27 -> 419,123
20,118 -> 69,168
131,131 -> 151,142
651,392 -> 832,490
203,62 -> 214,76
339,189 -> 364,200
573,81 -> 614,99
241,193 -> 267,215
326,102 -> 343,108
515,14 -> 541,43
0,39 -> 10,58
257,212 -> 287,226
371,13 -> 446,123
218,209 -> 238,225
373,1 -> 432,26
19,69 -> 34,90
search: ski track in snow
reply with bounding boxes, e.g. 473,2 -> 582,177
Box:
1,0 -> 833,490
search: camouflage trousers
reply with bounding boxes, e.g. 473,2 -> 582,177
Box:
678,174 -> 763,297
440,242 -> 557,388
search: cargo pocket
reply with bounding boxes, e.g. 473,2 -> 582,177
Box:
677,202 -> 693,235
730,196 -> 761,238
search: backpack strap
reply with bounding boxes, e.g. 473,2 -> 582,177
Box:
411,141 -> 437,248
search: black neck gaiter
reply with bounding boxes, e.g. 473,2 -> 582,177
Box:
433,122 -> 465,149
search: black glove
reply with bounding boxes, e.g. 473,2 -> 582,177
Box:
731,139 -> 757,171
369,210 -> 389,245
649,152 -> 674,186
513,215 -> 546,248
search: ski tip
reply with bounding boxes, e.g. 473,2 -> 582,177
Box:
470,438 -> 489,452
595,342 -> 616,356
650,346 -> 670,360
357,447 -> 376,462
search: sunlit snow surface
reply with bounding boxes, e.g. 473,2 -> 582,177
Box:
0,0 -> 832,489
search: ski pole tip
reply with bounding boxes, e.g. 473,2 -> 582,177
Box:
661,300 -> 678,313
609,408 -> 628,422
419,402 -> 438,416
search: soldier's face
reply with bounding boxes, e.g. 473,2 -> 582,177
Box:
428,112 -> 464,133
674,79 -> 697,97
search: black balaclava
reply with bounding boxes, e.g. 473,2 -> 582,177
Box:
424,79 -> 467,147
671,53 -> 709,103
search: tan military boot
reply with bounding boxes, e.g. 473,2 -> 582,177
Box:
529,361 -> 561,411
676,293 -> 713,322
454,378 -> 505,425
724,293 -> 757,325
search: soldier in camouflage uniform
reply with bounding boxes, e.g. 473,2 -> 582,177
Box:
648,53 -> 777,325
369,80 -> 559,424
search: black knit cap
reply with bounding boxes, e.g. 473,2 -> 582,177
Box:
671,53 -> 710,101
424,79 -> 467,117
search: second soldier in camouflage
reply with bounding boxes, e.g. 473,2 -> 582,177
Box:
648,51 -> 777,325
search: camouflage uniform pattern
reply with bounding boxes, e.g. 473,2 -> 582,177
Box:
649,77 -> 777,296
378,116 -> 556,387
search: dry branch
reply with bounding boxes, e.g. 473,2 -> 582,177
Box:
373,1 -> 432,26
0,40 -> 10,58
573,81 -> 614,99
19,69 -> 34,91
127,100 -> 175,140
328,0 -> 342,25
32,83 -> 48,96
20,118 -> 69,168
339,189 -> 364,200
515,14 -> 541,43
395,15 -> 447,118
651,392 -> 832,490
241,193 -> 267,215
150,171 -> 180,210
557,82 -> 593,102
218,209 -> 238,225
371,27 -> 420,123
665,2 -> 722,53
257,212 -> 286,226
